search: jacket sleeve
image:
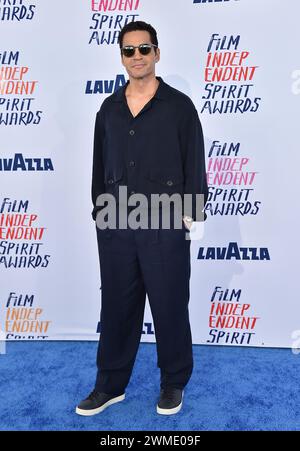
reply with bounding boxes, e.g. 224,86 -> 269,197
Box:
91,106 -> 106,221
181,104 -> 208,221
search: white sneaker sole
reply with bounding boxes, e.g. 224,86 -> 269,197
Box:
156,391 -> 184,415
75,393 -> 125,416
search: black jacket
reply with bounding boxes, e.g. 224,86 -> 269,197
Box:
91,76 -> 208,221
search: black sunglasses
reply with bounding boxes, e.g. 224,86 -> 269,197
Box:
121,43 -> 158,58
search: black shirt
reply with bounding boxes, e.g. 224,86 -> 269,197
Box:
91,76 -> 208,222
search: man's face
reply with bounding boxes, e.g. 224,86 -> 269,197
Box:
121,30 -> 160,80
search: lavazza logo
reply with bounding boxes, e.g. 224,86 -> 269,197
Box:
86,74 -> 126,95
0,153 -> 54,171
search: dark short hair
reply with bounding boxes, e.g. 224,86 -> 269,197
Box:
118,21 -> 158,52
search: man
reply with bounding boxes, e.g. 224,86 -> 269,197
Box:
76,21 -> 208,416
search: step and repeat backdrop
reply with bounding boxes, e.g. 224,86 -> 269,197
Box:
0,0 -> 299,348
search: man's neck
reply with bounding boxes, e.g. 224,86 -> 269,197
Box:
126,74 -> 159,98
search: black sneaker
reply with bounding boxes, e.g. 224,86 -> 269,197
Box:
156,387 -> 184,415
75,389 -> 125,416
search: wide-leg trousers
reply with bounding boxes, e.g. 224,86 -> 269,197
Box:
94,210 -> 193,395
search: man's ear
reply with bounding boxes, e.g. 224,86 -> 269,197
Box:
155,48 -> 160,62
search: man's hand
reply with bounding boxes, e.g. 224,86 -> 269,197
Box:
183,215 -> 193,231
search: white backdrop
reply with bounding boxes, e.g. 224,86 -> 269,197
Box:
0,0 -> 299,348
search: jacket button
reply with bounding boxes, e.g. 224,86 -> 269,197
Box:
129,160 -> 135,167
108,179 -> 114,184
129,130 -> 135,136
166,180 -> 173,186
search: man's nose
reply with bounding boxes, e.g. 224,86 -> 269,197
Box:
133,52 -> 143,60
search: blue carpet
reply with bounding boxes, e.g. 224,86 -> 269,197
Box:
0,341 -> 299,431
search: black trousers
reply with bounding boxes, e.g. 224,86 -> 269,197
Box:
94,209 -> 193,395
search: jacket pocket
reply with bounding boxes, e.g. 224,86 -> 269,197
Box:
145,168 -> 184,195
104,168 -> 124,194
